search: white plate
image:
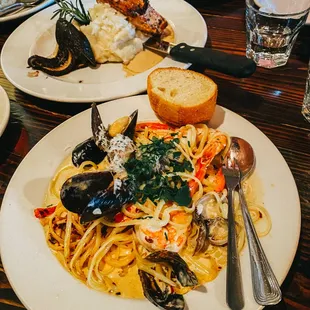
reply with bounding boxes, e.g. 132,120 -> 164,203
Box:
0,0 -> 54,23
0,85 -> 10,136
0,95 -> 300,310
1,0 -> 207,103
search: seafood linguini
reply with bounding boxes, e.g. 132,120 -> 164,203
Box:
35,106 -> 272,310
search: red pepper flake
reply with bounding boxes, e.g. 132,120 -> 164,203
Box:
34,206 -> 56,219
114,212 -> 125,223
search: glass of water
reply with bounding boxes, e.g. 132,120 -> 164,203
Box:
302,59 -> 310,122
245,0 -> 310,68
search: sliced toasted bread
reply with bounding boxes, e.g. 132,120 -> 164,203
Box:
147,68 -> 218,126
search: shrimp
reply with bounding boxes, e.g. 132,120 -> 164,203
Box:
136,211 -> 192,252
189,134 -> 227,196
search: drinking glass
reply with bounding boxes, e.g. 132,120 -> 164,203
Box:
245,0 -> 310,68
302,59 -> 310,122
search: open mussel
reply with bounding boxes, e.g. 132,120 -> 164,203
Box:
92,103 -> 138,151
72,104 -> 138,167
28,18 -> 96,76
138,251 -> 198,310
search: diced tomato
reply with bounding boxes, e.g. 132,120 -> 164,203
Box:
114,212 -> 125,223
136,122 -> 171,130
34,206 -> 56,219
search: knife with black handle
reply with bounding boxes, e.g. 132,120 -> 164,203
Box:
143,38 -> 256,78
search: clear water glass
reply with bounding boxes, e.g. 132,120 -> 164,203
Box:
302,60 -> 310,122
245,0 -> 310,68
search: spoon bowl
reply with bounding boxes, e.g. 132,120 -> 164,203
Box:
228,137 -> 255,179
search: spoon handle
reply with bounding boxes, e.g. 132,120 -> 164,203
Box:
226,187 -> 244,310
239,186 -> 282,305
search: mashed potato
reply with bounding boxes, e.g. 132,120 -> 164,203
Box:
80,3 -> 144,64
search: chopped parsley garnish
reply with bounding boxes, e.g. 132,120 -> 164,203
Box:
124,137 -> 193,206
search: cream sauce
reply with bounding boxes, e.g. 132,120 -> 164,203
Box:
42,136 -> 267,300
123,25 -> 175,77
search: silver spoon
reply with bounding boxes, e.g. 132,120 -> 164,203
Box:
0,0 -> 42,17
229,137 -> 282,306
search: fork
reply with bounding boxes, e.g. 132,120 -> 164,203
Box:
222,158 -> 244,310
0,0 -> 42,17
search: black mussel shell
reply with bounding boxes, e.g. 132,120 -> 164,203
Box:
28,48 -> 76,77
56,19 -> 96,67
138,270 -> 185,310
28,18 -> 95,76
91,103 -> 109,151
91,103 -> 138,151
123,110 -> 138,140
80,179 -> 134,224
145,251 -> 198,287
72,138 -> 107,167
60,171 -> 113,214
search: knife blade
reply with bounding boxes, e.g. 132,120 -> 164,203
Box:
143,37 -> 256,78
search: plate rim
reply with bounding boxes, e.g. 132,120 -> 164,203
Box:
0,0 -> 208,103
0,85 -> 10,137
0,0 -> 54,23
0,94 -> 301,310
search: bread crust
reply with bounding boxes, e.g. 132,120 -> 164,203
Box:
147,68 -> 217,126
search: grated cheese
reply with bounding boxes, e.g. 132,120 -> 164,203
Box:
96,123 -> 109,151
107,134 -> 135,173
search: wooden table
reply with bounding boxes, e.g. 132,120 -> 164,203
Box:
0,0 -> 309,309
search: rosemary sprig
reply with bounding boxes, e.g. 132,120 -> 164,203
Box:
51,0 -> 91,25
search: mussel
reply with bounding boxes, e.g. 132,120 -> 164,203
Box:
79,178 -> 134,224
28,18 -> 96,76
60,171 -> 113,214
138,270 -> 185,310
72,138 -> 107,167
60,171 -> 134,223
146,251 -> 198,287
91,103 -> 138,152
71,104 -> 138,167
138,251 -> 198,310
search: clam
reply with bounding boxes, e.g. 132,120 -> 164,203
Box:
207,217 -> 228,246
192,193 -> 229,253
28,18 -> 96,76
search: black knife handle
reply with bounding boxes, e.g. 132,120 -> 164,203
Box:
170,43 -> 256,78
